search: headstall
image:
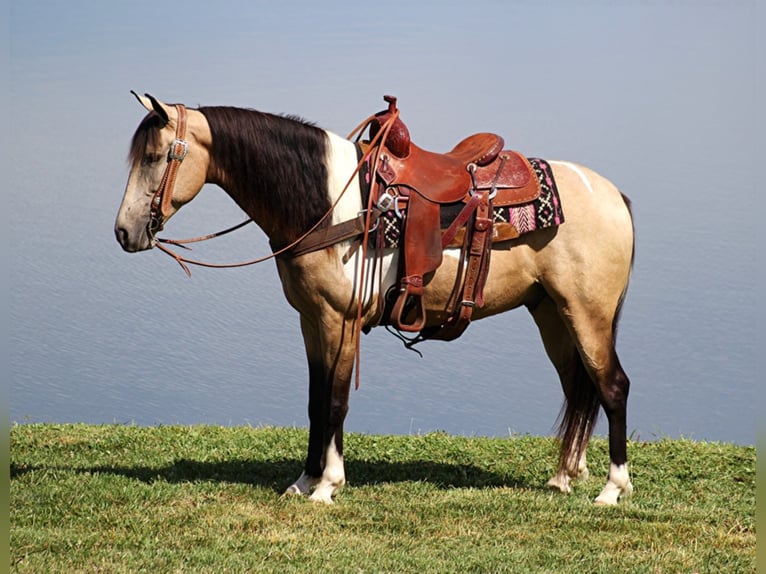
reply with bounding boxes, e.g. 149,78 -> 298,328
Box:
148,104 -> 188,238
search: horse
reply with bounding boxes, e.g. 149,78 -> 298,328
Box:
115,92 -> 635,506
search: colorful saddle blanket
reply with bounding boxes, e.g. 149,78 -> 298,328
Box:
373,158 -> 564,249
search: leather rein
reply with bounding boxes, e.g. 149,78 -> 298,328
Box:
149,105 -> 399,277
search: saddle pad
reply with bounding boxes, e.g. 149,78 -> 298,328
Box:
374,158 -> 563,249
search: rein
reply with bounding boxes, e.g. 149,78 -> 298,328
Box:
152,108 -> 399,277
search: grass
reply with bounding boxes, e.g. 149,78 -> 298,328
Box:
10,424 -> 755,573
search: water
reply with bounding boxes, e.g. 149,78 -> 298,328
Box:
8,148 -> 758,445
9,2 -> 759,446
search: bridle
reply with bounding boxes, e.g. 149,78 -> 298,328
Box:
148,104 -> 188,239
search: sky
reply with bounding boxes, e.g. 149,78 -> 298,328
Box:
7,1 -> 763,444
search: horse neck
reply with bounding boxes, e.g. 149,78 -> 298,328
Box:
200,106 -> 333,245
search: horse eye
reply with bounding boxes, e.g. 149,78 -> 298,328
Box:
142,153 -> 163,166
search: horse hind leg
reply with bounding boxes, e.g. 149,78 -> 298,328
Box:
564,300 -> 633,505
530,296 -> 597,494
591,353 -> 633,506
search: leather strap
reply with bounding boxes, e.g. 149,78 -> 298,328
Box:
439,192 -> 483,248
428,191 -> 493,341
161,105 -> 188,218
149,104 -> 188,234
288,213 -> 368,257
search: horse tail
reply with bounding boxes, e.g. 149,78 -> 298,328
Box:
557,351 -> 601,471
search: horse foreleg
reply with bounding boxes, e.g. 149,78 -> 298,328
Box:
283,357 -> 327,497
284,314 -> 354,504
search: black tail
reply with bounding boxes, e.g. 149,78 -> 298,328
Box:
557,350 -> 601,470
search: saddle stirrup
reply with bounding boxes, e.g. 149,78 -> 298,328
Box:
391,276 -> 427,332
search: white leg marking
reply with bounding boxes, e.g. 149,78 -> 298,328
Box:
283,471 -> 318,497
309,433 -> 346,504
547,470 -> 573,494
594,463 -> 633,506
550,161 -> 595,194
577,451 -> 590,481
546,450 -> 589,494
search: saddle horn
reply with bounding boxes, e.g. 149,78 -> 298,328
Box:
370,95 -> 411,158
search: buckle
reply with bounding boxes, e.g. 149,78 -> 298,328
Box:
377,187 -> 397,211
168,138 -> 188,161
469,187 -> 496,200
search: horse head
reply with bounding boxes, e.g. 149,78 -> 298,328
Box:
115,92 -> 211,252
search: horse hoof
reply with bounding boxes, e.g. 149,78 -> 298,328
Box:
308,490 -> 335,505
283,472 -> 318,497
594,464 -> 633,505
281,485 -> 304,497
594,480 -> 634,506
546,475 -> 572,494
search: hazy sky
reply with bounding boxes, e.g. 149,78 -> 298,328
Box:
8,1 -> 762,443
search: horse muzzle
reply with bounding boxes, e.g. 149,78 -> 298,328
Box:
114,220 -> 155,253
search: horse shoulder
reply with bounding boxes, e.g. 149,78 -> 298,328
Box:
276,249 -> 357,318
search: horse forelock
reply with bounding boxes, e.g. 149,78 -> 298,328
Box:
127,112 -> 165,168
199,106 -> 331,237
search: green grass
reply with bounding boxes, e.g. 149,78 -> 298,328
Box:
10,424 -> 755,573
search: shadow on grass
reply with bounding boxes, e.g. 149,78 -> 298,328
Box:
11,457 -> 539,494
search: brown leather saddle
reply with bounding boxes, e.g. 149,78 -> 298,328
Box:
369,96 -> 541,339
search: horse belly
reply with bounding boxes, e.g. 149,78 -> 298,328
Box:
422,244 -> 541,324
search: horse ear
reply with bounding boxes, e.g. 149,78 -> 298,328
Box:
130,90 -> 170,124
131,90 -> 154,112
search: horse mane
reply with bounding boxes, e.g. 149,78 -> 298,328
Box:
199,106 -> 331,238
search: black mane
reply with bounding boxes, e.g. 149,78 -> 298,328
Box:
199,106 -> 331,239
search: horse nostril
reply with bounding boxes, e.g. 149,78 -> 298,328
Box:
115,226 -> 129,247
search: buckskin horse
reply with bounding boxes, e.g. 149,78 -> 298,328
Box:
114,93 -> 635,505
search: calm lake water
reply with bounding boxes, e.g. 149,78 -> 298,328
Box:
9,148 -> 758,446
9,3 -> 759,447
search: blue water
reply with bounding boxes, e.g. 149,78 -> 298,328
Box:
9,149 -> 758,445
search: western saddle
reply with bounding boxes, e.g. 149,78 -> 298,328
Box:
367,96 -> 540,340
290,95 -> 541,343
